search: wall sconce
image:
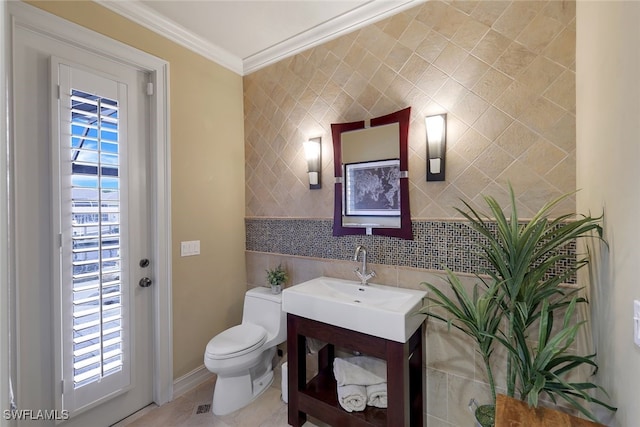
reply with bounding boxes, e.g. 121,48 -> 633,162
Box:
425,114 -> 446,181
304,137 -> 322,189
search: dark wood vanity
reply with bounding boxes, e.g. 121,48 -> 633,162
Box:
286,313 -> 425,427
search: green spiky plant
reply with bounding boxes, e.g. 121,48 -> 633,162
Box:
421,185 -> 616,425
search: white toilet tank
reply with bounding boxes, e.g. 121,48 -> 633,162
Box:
242,287 -> 286,346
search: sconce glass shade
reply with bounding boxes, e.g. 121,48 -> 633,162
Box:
425,114 -> 446,181
304,137 -> 322,189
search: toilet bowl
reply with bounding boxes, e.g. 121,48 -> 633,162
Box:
204,287 -> 286,415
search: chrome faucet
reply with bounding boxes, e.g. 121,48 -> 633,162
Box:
353,245 -> 376,285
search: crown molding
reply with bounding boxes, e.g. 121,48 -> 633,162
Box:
243,0 -> 426,75
95,0 -> 426,76
95,0 -> 244,74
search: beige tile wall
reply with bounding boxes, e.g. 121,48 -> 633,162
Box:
244,1 -> 578,425
244,0 -> 577,220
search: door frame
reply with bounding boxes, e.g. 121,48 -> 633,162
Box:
5,1 -> 173,411
1,0 -> 13,423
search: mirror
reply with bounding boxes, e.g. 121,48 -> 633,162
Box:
330,107 -> 412,240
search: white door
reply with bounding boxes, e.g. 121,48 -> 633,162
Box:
53,59 -> 153,424
13,22 -> 154,427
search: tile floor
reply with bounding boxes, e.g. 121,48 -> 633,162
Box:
112,357 -> 329,427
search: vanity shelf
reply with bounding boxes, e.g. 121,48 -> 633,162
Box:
286,314 -> 425,427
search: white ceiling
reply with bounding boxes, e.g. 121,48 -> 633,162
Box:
97,0 -> 425,75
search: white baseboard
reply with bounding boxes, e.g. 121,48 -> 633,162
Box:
172,365 -> 214,398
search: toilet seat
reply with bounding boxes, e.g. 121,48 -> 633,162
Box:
206,324 -> 267,360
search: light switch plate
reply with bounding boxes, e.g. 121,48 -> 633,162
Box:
634,300 -> 640,348
181,240 -> 200,257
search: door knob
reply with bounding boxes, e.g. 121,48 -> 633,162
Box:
139,277 -> 152,288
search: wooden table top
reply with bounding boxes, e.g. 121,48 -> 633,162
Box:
495,394 -> 605,427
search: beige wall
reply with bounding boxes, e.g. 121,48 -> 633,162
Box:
577,2 -> 640,425
245,0 -> 577,220
28,1 -> 247,379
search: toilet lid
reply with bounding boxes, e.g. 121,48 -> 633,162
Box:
206,324 -> 267,359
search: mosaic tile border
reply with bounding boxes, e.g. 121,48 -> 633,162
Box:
245,218 -> 577,283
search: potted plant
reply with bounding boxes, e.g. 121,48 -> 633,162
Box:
421,185 -> 616,426
266,264 -> 288,294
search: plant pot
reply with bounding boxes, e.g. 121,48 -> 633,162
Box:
469,398 -> 495,427
271,284 -> 282,294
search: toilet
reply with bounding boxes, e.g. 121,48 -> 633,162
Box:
204,287 -> 287,415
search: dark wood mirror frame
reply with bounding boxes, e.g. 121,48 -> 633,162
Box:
330,106 -> 413,240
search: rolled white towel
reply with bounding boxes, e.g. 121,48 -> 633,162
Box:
366,382 -> 387,408
336,384 -> 367,412
333,356 -> 386,386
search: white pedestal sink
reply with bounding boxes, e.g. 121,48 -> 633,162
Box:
282,276 -> 426,343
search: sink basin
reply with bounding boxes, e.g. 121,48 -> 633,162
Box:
282,276 -> 426,343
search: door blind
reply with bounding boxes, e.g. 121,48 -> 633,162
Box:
69,89 -> 123,389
